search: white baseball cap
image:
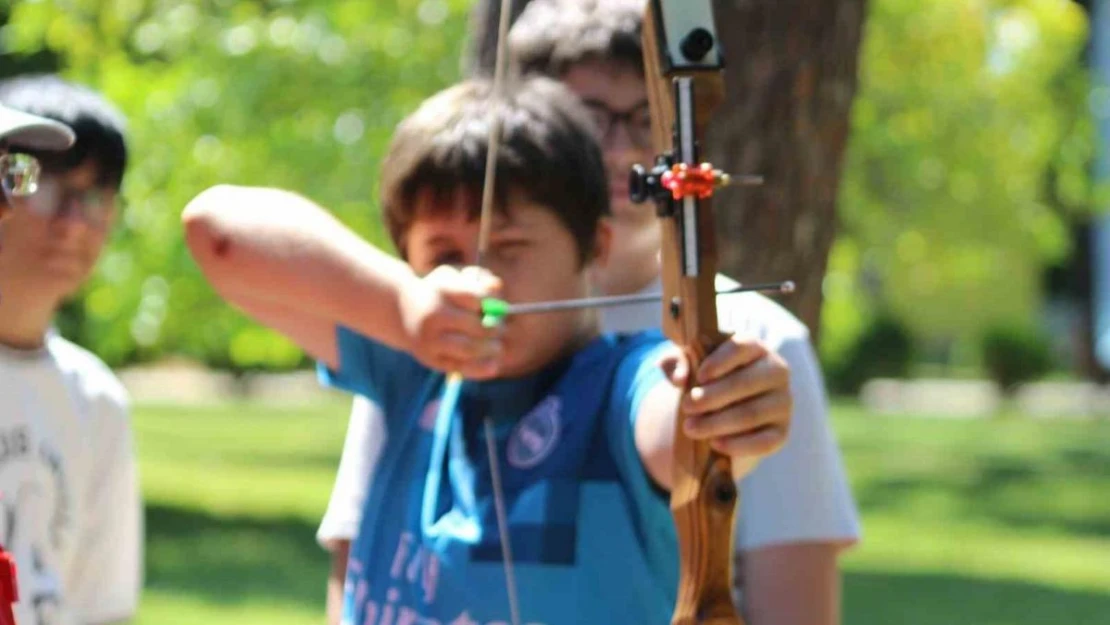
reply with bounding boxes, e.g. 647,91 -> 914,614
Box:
0,103 -> 74,150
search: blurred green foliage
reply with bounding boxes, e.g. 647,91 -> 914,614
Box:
980,320 -> 1055,393
828,312 -> 916,395
0,0 -> 1097,375
2,0 -> 474,370
823,0 -> 1094,372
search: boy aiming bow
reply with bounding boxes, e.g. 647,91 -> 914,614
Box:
184,76 -> 791,624
321,2 -> 860,623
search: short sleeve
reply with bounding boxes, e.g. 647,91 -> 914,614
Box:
734,334 -> 861,550
604,334 -> 673,527
317,395 -> 388,549
609,335 -> 671,433
67,387 -> 142,623
316,325 -> 428,410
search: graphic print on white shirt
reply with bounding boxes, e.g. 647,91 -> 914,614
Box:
0,331 -> 142,625
0,421 -> 71,623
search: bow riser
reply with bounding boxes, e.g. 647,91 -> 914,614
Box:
641,2 -> 744,624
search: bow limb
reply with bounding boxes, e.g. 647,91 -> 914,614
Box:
634,2 -> 745,624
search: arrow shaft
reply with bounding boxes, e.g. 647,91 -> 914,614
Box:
497,281 -> 794,317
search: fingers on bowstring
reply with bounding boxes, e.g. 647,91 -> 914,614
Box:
459,265 -> 503,292
426,265 -> 504,313
422,265 -> 505,342
435,304 -> 505,340
450,265 -> 504,309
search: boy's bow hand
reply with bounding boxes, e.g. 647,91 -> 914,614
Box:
400,265 -> 504,379
661,335 -> 792,465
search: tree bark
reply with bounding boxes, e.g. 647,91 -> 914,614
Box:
463,0 -> 535,78
706,0 -> 867,340
466,0 -> 868,339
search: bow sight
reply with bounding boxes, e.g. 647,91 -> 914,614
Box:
630,158 -> 762,217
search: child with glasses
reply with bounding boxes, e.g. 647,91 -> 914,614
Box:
0,98 -> 74,625
0,74 -> 142,625
0,102 -> 74,224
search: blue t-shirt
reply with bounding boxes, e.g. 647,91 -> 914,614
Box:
318,326 -> 678,625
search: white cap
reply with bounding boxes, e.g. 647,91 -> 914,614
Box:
0,103 -> 75,150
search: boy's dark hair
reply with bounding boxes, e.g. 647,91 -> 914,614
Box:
507,0 -> 645,78
380,76 -> 608,266
0,74 -> 128,190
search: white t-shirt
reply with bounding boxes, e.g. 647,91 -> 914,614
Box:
317,275 -> 860,553
0,330 -> 142,625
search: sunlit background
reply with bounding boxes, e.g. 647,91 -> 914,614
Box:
1,0 -> 1108,623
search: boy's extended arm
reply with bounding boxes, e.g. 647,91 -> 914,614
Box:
182,185 -> 418,367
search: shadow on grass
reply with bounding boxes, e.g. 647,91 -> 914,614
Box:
143,500 -> 1110,624
174,450 -> 346,474
845,570 -> 1110,625
849,436 -> 1110,539
238,450 -> 346,472
144,503 -> 329,609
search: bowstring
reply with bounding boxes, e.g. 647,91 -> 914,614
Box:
475,1 -> 522,624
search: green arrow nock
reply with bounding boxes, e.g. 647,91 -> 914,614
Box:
480,297 -> 509,328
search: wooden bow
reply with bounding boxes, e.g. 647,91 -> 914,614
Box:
630,2 -> 746,624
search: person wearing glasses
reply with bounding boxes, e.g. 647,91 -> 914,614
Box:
0,96 -> 74,625
0,101 -> 74,225
0,75 -> 141,625
317,2 -> 860,624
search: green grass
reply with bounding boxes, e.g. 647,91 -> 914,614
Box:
134,398 -> 352,625
131,399 -> 1110,624
834,405 -> 1110,624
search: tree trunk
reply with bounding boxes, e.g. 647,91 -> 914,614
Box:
462,0 -> 534,78
466,0 -> 868,339
707,0 -> 867,340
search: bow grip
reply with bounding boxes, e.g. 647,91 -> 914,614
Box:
637,2 -> 746,624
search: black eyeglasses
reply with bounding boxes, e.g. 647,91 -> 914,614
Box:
581,101 -> 653,149
17,174 -> 118,229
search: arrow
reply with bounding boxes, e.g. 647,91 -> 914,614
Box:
480,280 -> 795,326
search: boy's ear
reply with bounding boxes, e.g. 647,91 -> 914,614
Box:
590,217 -> 613,269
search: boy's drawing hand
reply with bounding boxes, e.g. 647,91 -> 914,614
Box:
400,265 -> 504,379
661,335 -> 792,468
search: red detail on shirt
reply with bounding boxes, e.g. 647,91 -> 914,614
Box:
0,544 -> 18,625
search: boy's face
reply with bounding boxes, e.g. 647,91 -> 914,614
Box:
405,188 -> 610,377
561,59 -> 661,296
0,159 -> 117,303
